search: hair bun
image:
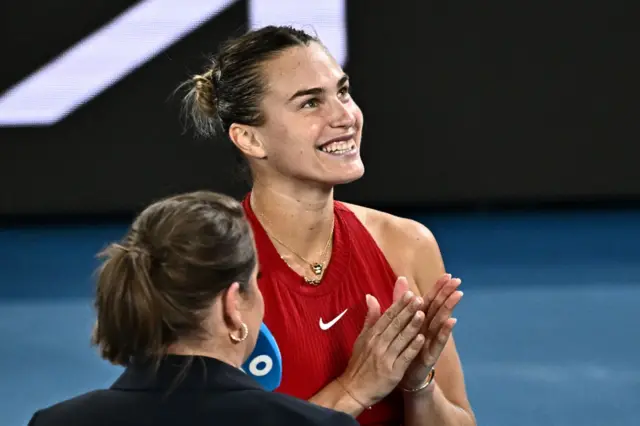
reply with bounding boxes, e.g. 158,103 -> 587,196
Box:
192,69 -> 217,117
181,65 -> 221,138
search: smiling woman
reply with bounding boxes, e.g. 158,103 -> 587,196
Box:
179,25 -> 475,426
182,29 -> 364,189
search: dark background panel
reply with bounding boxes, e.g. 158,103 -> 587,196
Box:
1,0 -> 639,217
1,1 -> 249,216
342,0 -> 640,206
0,0 -> 140,91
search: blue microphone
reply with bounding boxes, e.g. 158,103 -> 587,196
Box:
241,322 -> 282,391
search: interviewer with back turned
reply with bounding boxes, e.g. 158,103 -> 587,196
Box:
27,191 -> 358,426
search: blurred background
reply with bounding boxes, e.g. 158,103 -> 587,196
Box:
1,1 -> 638,425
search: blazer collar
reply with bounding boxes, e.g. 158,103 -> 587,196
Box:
111,355 -> 263,393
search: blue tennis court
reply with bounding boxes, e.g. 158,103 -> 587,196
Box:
1,209 -> 638,426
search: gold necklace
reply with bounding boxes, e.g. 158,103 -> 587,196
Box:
256,211 -> 334,285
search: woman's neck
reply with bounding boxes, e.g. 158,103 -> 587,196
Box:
250,179 -> 335,261
167,342 -> 242,369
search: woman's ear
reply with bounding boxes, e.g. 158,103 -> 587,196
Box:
229,124 -> 267,159
222,282 -> 244,330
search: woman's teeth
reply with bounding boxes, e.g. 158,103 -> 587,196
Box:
319,140 -> 356,154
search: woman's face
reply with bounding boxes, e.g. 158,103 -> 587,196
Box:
247,42 -> 366,187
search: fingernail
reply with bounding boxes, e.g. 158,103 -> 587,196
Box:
404,291 -> 414,302
458,291 -> 464,297
415,297 -> 423,306
451,318 -> 458,326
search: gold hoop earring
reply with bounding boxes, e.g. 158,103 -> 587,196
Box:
229,322 -> 248,343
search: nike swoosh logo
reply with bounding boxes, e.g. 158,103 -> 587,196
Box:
319,309 -> 348,331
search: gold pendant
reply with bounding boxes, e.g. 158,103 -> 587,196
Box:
304,276 -> 322,286
311,263 -> 323,276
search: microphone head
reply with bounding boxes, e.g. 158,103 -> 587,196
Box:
240,322 -> 282,391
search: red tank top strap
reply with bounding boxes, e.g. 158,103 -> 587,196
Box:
242,195 -> 285,273
333,200 -> 398,283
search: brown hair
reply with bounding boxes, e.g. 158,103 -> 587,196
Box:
91,191 -> 256,366
179,25 -> 320,181
181,25 -> 319,137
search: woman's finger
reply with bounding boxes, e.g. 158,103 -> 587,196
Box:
386,310 -> 425,359
394,334 -> 425,372
378,294 -> 423,352
392,276 -> 411,302
425,290 -> 463,337
423,317 -> 457,365
370,288 -> 418,338
353,294 -> 382,351
423,274 -> 451,304
424,278 -> 461,320
363,294 -> 382,330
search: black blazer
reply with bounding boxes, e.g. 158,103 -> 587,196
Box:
28,355 -> 358,426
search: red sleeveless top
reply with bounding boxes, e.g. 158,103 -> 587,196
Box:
242,195 -> 404,425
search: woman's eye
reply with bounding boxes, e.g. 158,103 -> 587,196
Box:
302,98 -> 319,108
